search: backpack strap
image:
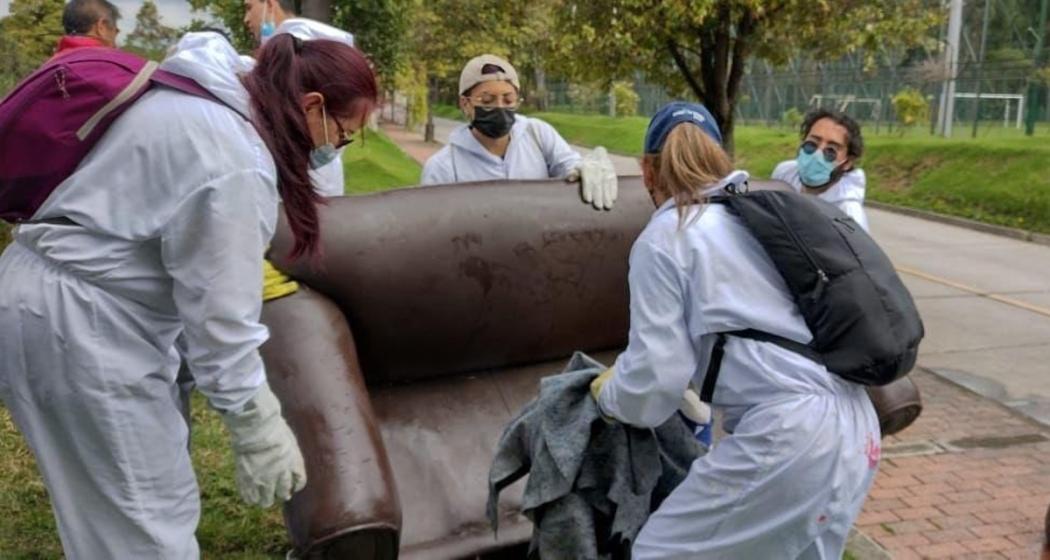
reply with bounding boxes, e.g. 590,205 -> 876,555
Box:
698,329 -> 824,404
75,61 -> 160,140
699,333 -> 728,403
151,69 -> 242,119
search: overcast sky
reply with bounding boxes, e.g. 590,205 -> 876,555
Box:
1,0 -> 207,43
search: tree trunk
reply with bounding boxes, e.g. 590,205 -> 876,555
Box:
299,0 -> 331,23
534,66 -> 548,111
424,75 -> 436,143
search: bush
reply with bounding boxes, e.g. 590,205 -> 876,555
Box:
781,107 -> 804,130
0,222 -> 9,253
611,81 -> 640,117
891,88 -> 930,133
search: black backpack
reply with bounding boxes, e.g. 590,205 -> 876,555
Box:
700,188 -> 924,402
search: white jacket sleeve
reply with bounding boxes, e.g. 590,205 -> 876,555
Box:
161,170 -> 275,413
599,239 -> 697,428
532,119 -> 582,179
839,200 -> 870,232
771,160 -> 795,183
420,148 -> 455,186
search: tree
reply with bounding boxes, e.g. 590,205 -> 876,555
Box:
186,0 -> 256,52
0,0 -> 63,90
125,0 -> 179,60
557,0 -> 940,153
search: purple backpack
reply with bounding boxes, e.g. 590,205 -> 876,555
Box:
0,48 -> 225,223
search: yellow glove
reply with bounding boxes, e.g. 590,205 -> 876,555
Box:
262,259 -> 298,302
590,367 -> 615,402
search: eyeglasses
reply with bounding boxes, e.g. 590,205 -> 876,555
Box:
329,114 -> 355,149
800,140 -> 839,163
465,92 -> 520,109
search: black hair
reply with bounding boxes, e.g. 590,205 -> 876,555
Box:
800,108 -> 864,160
62,0 -> 120,35
463,63 -> 512,97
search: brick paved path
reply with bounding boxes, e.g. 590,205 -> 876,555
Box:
858,369 -> 1050,559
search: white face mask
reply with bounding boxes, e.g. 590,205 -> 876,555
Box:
309,104 -> 339,170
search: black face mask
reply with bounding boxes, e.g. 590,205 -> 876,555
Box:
471,106 -> 516,139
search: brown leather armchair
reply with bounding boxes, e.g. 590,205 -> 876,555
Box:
260,177 -> 921,558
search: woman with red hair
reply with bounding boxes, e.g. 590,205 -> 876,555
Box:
0,31 -> 377,557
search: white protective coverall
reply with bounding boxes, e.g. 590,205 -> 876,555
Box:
272,18 -> 355,197
598,183 -> 881,559
0,34 -> 277,558
772,160 -> 870,231
420,115 -> 581,185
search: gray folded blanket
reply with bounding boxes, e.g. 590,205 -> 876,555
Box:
488,352 -> 704,559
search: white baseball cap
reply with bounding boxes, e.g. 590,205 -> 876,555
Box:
458,54 -> 520,96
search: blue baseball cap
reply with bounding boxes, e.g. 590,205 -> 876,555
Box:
643,101 -> 723,153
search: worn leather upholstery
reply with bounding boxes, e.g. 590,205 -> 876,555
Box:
262,177 -> 921,558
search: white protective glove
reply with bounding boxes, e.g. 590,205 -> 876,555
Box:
567,146 -> 618,211
220,381 -> 307,508
679,387 -> 712,425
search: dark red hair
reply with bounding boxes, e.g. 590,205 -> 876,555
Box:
243,35 -> 378,259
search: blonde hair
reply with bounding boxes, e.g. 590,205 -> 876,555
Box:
644,124 -> 733,225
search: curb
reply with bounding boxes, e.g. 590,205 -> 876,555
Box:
867,201 -> 1050,247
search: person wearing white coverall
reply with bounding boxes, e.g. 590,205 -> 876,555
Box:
243,0 -> 355,197
421,54 -> 619,211
591,102 -> 881,559
772,108 -> 869,231
0,33 -> 376,558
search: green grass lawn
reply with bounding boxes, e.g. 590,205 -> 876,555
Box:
0,131 -> 421,558
1,394 -> 289,558
343,128 -> 422,194
533,112 -> 1050,234
431,102 -> 463,121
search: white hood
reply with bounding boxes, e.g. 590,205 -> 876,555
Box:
273,18 -> 354,46
161,31 -> 254,120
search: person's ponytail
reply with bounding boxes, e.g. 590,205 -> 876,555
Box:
243,34 -> 320,259
243,35 -> 377,259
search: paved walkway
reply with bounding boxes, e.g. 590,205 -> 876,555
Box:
381,117 -> 1050,559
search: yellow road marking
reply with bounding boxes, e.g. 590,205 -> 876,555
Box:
896,265 -> 1050,319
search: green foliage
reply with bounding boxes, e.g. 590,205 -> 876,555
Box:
554,0 -> 941,152
124,0 -> 179,61
332,0 -> 411,87
891,88 -> 930,132
186,0 -> 255,52
0,0 -> 63,92
393,63 -> 429,129
612,81 -> 639,117
781,107 -> 804,131
0,222 -> 9,253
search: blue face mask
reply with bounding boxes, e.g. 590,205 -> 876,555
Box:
309,105 -> 339,169
260,21 -> 276,42
796,146 -> 839,188
259,3 -> 276,43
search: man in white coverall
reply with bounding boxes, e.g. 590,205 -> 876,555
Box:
421,54 -> 619,211
773,108 -> 869,231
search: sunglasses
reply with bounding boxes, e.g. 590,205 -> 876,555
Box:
800,140 -> 839,163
